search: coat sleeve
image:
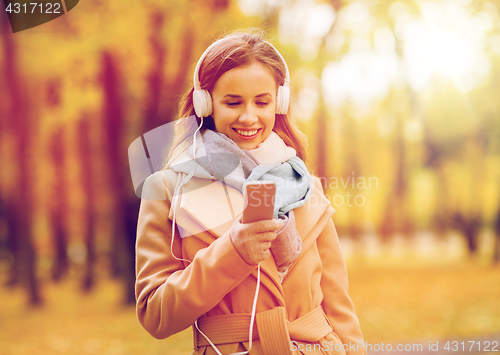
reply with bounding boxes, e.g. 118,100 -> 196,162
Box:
313,178 -> 367,355
135,172 -> 256,339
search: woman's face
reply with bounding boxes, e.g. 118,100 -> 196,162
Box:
211,62 -> 277,150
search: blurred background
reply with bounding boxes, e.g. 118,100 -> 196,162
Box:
1,0 -> 499,354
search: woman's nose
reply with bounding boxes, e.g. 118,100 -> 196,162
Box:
239,105 -> 258,125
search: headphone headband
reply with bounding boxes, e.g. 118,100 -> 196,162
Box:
192,36 -> 290,117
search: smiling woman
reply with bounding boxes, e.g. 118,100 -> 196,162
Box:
135,30 -> 366,355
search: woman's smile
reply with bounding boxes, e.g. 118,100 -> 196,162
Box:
233,128 -> 261,138
211,62 -> 277,150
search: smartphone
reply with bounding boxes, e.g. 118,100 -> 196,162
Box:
242,181 -> 276,223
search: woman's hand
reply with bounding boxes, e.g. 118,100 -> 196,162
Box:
229,219 -> 284,265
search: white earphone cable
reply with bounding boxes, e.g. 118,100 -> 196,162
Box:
195,264 -> 261,355
169,117 -> 204,265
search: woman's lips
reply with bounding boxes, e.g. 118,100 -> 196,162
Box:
233,128 -> 261,139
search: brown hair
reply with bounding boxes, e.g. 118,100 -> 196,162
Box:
167,29 -> 308,167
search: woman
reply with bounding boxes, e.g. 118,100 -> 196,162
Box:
135,30 -> 366,355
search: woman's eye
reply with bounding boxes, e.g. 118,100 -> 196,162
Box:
256,102 -> 269,107
227,102 -> 241,107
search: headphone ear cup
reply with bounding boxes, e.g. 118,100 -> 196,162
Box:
276,85 -> 290,115
193,89 -> 213,118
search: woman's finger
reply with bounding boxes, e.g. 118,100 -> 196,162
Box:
256,231 -> 277,243
244,219 -> 284,233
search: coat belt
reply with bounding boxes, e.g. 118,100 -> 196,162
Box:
194,306 -> 333,354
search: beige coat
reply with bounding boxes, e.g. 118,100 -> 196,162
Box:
135,166 -> 366,355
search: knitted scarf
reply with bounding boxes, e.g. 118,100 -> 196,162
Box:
195,129 -> 312,219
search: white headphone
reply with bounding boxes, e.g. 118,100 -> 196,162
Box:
192,36 -> 291,118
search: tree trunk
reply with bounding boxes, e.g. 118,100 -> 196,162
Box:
2,19 -> 42,305
144,12 -> 167,130
379,109 -> 408,241
49,127 -> 69,282
316,112 -> 327,191
77,118 -> 96,292
492,209 -> 500,264
162,25 -> 195,124
454,213 -> 480,257
100,51 -> 136,304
